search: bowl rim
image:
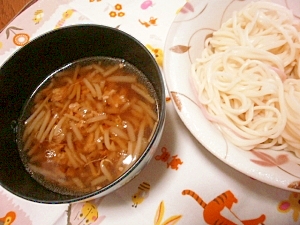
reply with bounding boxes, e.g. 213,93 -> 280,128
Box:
0,24 -> 166,204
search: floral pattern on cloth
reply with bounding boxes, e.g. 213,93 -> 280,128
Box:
0,0 -> 92,64
0,0 -> 299,224
0,0 -> 60,54
131,182 -> 151,208
182,189 -> 266,225
68,0 -> 186,67
278,192 -> 300,222
154,201 -> 182,225
0,191 -> 32,224
67,199 -> 106,225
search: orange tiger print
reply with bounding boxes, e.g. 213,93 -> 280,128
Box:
182,189 -> 265,225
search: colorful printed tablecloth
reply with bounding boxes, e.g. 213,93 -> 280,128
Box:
0,0 -> 299,224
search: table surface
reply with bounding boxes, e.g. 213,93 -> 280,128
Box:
0,0 -> 32,31
0,0 -> 299,224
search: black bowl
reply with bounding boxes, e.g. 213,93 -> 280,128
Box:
0,25 -> 165,203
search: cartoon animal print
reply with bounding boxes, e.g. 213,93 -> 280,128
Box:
154,201 -> 182,225
0,211 -> 16,225
182,189 -> 265,225
278,192 -> 300,222
139,17 -> 158,28
155,147 -> 183,170
155,147 -> 170,162
0,191 -> 31,224
141,0 -> 154,10
55,9 -> 75,29
5,26 -> 30,46
33,10 -> 44,24
67,200 -> 105,225
109,4 -> 125,18
132,182 -> 151,208
146,44 -> 164,68
167,155 -> 183,170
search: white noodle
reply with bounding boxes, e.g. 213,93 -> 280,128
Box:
76,84 -> 81,102
126,121 -> 136,142
25,96 -> 50,124
36,110 -> 51,142
70,121 -> 83,141
106,75 -> 137,83
109,126 -> 129,140
23,134 -> 34,151
131,84 -> 155,104
133,120 -> 146,157
102,64 -> 120,77
137,100 -> 158,121
88,162 -> 100,177
83,77 -> 97,97
72,65 -> 80,81
103,129 -> 111,150
68,83 -> 77,100
90,175 -> 107,187
86,114 -> 108,124
49,116 -> 65,142
72,177 -> 85,189
29,164 -> 65,180
60,99 -> 71,114
40,114 -> 58,143
87,122 -> 99,133
63,113 -> 80,122
100,159 -> 114,182
92,63 -> 105,73
27,142 -> 39,156
66,132 -> 75,151
93,83 -> 102,100
120,102 -> 131,113
191,1 -> 300,154
23,110 -> 46,139
64,146 -> 79,168
131,103 -> 143,113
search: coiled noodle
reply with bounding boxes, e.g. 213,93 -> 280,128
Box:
191,1 -> 300,156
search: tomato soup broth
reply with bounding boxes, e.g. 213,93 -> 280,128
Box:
18,57 -> 159,195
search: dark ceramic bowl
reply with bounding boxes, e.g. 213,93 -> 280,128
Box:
0,25 -> 165,204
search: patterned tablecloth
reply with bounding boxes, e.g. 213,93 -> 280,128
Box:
0,0 -> 299,224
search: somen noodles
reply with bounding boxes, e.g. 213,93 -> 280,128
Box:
191,1 -> 300,156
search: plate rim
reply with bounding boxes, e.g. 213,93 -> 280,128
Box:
163,0 -> 300,193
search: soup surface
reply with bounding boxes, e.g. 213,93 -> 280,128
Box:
18,57 -> 158,195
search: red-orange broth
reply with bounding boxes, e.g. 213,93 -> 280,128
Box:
18,57 -> 158,195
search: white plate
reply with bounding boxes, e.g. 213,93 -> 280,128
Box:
163,0 -> 300,192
